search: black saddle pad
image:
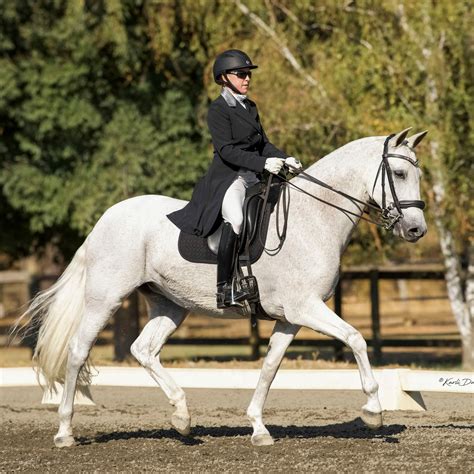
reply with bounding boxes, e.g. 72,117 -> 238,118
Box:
178,180 -> 283,265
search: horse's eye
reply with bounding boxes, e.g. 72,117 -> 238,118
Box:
394,170 -> 406,179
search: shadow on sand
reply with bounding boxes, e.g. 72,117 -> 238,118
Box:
77,418 -> 407,446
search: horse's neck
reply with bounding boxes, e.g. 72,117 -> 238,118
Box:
286,139 -> 378,256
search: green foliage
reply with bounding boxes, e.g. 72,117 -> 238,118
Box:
0,0 -> 208,254
0,0 -> 471,263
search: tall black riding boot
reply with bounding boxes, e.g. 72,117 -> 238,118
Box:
216,223 -> 248,308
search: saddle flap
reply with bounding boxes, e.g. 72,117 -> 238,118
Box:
207,225 -> 223,255
207,182 -> 265,256
239,192 -> 264,253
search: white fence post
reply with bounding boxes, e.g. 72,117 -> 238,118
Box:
377,369 -> 426,411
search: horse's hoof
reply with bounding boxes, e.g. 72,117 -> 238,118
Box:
361,408 -> 383,429
54,435 -> 75,448
251,433 -> 274,446
171,413 -> 191,436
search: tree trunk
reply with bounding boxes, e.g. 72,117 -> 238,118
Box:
430,140 -> 472,369
464,245 -> 474,369
462,334 -> 473,370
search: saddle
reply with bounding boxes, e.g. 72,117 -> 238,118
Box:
177,177 -> 284,266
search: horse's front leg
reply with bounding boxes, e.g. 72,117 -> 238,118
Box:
285,298 -> 382,429
247,320 -> 300,446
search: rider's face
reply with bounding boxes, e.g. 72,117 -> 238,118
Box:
224,69 -> 252,94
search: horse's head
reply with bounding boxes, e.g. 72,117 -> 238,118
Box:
369,128 -> 428,243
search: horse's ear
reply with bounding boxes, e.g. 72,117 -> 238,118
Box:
406,130 -> 428,149
390,127 -> 412,147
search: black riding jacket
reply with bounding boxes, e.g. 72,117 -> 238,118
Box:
167,88 -> 287,237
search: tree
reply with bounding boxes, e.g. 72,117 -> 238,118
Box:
227,0 -> 473,366
394,2 -> 473,367
0,0 -> 208,258
1,0 -> 471,365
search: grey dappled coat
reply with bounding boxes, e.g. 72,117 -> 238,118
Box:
167,89 -> 288,237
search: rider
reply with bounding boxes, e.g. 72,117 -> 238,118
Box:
167,49 -> 302,308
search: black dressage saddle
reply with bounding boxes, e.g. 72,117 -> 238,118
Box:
178,178 -> 284,265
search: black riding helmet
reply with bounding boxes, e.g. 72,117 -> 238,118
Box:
213,49 -> 258,84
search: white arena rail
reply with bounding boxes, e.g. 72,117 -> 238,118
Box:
1,367 -> 472,410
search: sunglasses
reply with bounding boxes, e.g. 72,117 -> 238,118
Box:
228,70 -> 252,79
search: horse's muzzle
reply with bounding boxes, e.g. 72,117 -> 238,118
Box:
395,210 -> 427,242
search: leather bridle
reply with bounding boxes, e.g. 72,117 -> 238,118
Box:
280,134 -> 426,231
370,134 -> 426,228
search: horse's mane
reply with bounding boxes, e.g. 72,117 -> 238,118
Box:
304,136 -> 384,173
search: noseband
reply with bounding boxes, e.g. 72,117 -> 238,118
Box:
371,134 -> 426,228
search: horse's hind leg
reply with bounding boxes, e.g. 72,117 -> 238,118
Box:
130,293 -> 190,435
55,293 -> 123,447
247,320 -> 300,446
285,298 -> 383,429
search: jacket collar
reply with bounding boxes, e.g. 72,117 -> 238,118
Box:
221,87 -> 237,107
220,88 -> 261,131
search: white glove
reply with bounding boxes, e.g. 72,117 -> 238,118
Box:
285,156 -> 303,171
264,157 -> 285,175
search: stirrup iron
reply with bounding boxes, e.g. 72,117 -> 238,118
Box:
216,278 -> 248,309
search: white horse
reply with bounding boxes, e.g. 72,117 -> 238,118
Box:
24,128 -> 427,448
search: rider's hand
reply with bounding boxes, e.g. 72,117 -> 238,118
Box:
264,157 -> 285,175
285,157 -> 303,172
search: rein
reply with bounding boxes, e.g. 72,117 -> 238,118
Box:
257,174 -> 290,255
279,135 -> 426,232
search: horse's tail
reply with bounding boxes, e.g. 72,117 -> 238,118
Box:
15,241 -> 90,391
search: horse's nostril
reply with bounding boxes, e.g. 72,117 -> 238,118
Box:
408,227 -> 420,235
